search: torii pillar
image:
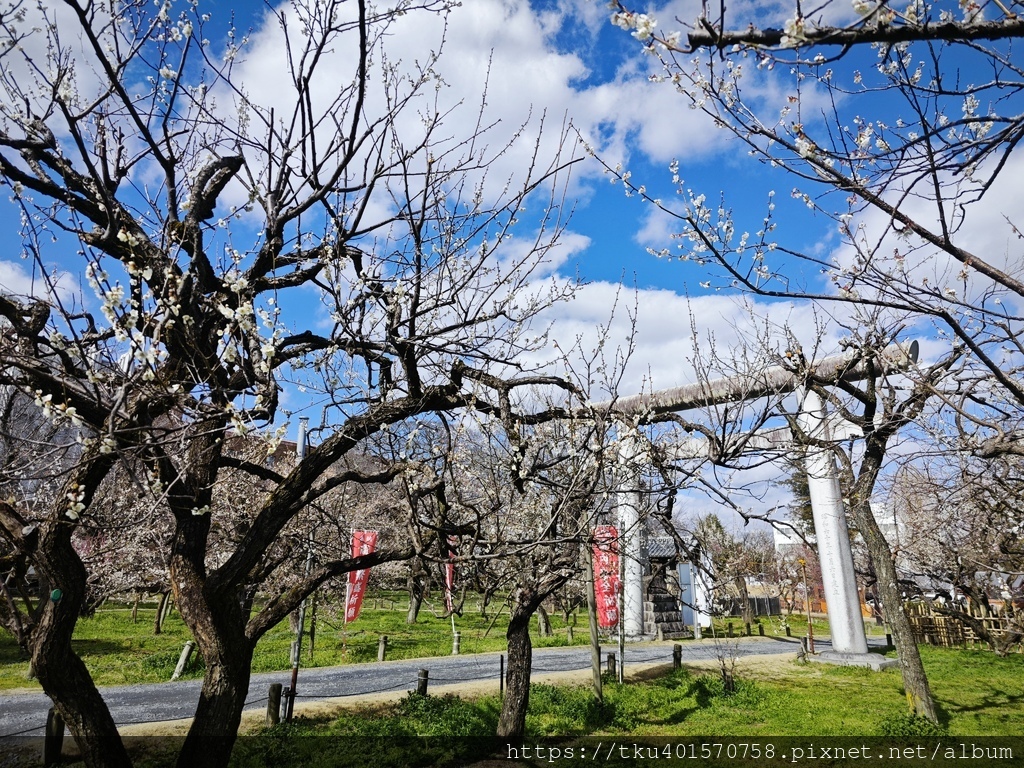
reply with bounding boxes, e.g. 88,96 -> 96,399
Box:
615,430 -> 646,638
797,389 -> 869,657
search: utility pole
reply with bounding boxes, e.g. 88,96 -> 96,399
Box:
799,557 -> 815,654
583,538 -> 603,704
286,417 -> 311,720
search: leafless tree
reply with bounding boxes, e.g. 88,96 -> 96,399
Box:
0,1 -> 587,765
600,0 -> 1024,722
888,454 -> 1024,653
441,411 -> 612,742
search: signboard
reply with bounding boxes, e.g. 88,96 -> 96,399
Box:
592,525 -> 620,629
344,530 -> 378,622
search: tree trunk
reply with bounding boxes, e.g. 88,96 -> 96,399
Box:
406,564 -> 426,624
497,598 -> 537,742
406,593 -> 422,624
29,523 -> 132,768
154,590 -> 170,635
35,648 -> 132,768
735,575 -> 754,624
852,501 -> 938,722
170,503 -> 256,768
536,604 -> 553,637
838,401 -> 939,725
173,579 -> 254,768
176,636 -> 254,768
478,583 -> 501,620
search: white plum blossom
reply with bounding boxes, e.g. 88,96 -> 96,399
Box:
116,228 -> 140,247
610,10 -> 657,41
781,17 -> 808,47
66,486 -> 86,520
631,14 -> 657,40
795,136 -> 816,158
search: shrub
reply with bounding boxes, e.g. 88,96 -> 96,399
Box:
878,713 -> 947,737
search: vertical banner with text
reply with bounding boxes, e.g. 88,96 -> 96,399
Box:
344,530 -> 378,623
592,525 -> 620,629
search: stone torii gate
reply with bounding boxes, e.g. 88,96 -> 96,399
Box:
600,342 -> 917,669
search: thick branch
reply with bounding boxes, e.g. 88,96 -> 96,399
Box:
686,18 -> 1024,51
245,545 -> 415,640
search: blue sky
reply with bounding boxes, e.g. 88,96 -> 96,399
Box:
0,0 -> 845,392
5,0 -> 1004,525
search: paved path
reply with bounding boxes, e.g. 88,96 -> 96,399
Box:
0,636 -> 815,740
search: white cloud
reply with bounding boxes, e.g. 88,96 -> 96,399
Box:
536,279 -> 833,401
220,0 -> 736,207
0,259 -> 77,303
823,150 -> 1024,338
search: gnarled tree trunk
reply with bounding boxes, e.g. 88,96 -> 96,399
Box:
497,591 -> 541,742
176,629 -> 254,768
30,520 -> 132,768
406,566 -> 426,624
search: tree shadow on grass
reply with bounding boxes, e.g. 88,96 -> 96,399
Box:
934,684 -> 1024,724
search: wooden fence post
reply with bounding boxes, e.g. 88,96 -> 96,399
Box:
267,684 -> 282,726
43,707 -> 64,767
171,640 -> 196,681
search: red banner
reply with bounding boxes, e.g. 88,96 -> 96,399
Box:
344,530 -> 378,623
592,525 -> 620,628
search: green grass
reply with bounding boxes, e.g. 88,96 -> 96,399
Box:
0,599 -> 890,691
4,607 -> 1022,766
225,646 -> 1024,767
0,592 -> 589,689
0,606 -> 199,689
532,646 -> 1024,737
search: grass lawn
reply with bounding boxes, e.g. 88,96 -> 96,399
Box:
223,646 -> 1023,767
0,592 -> 589,689
3,603 -> 1021,766
0,598 -> 903,691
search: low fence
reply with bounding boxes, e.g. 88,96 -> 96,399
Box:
905,601 -> 1023,653
720,597 -> 781,618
